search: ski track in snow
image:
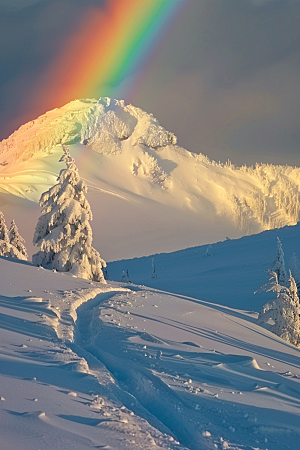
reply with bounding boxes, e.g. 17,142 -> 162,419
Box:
71,286 -> 300,450
0,259 -> 185,449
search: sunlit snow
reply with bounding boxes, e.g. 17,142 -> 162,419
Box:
0,98 -> 300,261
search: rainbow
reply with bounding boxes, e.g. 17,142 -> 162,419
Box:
34,0 -> 185,111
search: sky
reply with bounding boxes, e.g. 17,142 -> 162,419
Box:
0,0 -> 300,166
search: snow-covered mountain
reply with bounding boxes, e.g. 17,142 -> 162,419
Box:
1,97 -> 300,261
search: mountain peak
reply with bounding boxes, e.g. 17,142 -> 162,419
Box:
0,97 -> 177,166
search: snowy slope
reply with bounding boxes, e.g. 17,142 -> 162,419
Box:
1,250 -> 300,449
1,98 -> 300,261
108,222 -> 300,311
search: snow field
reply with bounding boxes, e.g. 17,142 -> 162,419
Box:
1,233 -> 300,449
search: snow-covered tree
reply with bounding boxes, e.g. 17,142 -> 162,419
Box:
0,211 -> 9,243
257,271 -> 300,346
0,212 -> 27,260
102,266 -> 110,281
121,269 -> 131,283
205,244 -> 212,256
289,252 -> 300,296
9,219 -> 28,260
32,145 -> 106,282
270,237 -> 287,285
151,257 -> 157,278
0,211 -> 11,257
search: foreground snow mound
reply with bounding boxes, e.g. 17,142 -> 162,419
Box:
1,97 -> 300,260
0,256 -> 185,450
2,254 -> 300,450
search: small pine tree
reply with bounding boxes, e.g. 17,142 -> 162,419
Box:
9,220 -> 28,260
0,211 -> 11,257
271,237 -> 287,285
0,211 -> 9,243
289,252 -> 300,297
121,269 -> 131,283
257,271 -> 300,346
205,244 -> 212,256
151,257 -> 157,278
102,266 -> 110,281
0,212 -> 27,260
32,145 -> 106,282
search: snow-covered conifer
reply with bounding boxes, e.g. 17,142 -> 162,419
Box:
102,266 -> 110,281
257,271 -> 300,346
121,269 -> 131,283
32,145 -> 106,282
151,257 -> 157,278
9,220 -> 28,260
289,252 -> 300,296
0,211 -> 9,244
0,211 -> 11,257
205,244 -> 212,256
0,212 -> 27,260
270,237 -> 287,285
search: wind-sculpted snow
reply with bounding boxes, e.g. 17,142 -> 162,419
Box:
132,150 -> 169,187
240,162 -> 300,228
1,97 -> 300,259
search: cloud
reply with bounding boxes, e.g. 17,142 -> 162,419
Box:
0,0 -> 48,11
251,0 -> 276,5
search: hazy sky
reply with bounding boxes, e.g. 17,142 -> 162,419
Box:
1,0 -> 300,166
